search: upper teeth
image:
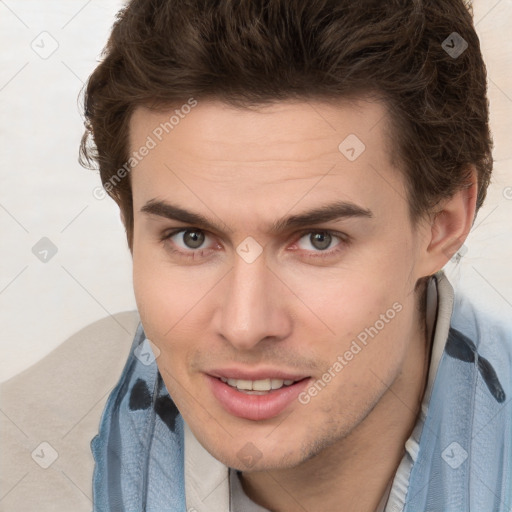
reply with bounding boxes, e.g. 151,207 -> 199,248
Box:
220,378 -> 296,391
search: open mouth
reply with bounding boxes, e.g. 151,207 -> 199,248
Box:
218,377 -> 305,394
207,374 -> 311,421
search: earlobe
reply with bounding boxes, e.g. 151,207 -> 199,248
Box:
419,167 -> 478,276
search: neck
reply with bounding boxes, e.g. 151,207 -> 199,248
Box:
240,314 -> 433,512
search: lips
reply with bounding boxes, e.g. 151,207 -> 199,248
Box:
206,370 -> 311,421
208,368 -> 309,381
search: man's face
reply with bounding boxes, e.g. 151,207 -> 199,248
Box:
130,98 -> 432,471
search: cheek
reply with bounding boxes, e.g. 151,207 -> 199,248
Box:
282,263 -> 406,337
132,243 -> 217,390
132,257 -> 197,407
132,241 -> 187,357
132,240 -> 199,336
132,247 -> 164,336
287,271 -> 413,392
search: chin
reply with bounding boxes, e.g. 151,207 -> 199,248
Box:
200,429 -> 313,472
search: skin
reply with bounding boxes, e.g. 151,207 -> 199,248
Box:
128,97 -> 477,512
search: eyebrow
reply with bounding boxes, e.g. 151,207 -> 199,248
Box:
140,199 -> 373,234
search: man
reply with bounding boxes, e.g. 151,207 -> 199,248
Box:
80,0 -> 511,510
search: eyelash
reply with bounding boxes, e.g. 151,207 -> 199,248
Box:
159,228 -> 349,261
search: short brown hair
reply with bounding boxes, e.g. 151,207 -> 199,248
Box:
80,0 -> 492,252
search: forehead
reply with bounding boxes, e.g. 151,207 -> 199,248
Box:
129,97 -> 391,163
128,98 -> 408,227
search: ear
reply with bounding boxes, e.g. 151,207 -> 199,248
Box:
416,166 -> 478,277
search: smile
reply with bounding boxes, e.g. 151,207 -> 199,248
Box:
219,377 -> 298,393
206,374 -> 311,421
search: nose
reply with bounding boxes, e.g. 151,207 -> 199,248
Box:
214,252 -> 292,350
